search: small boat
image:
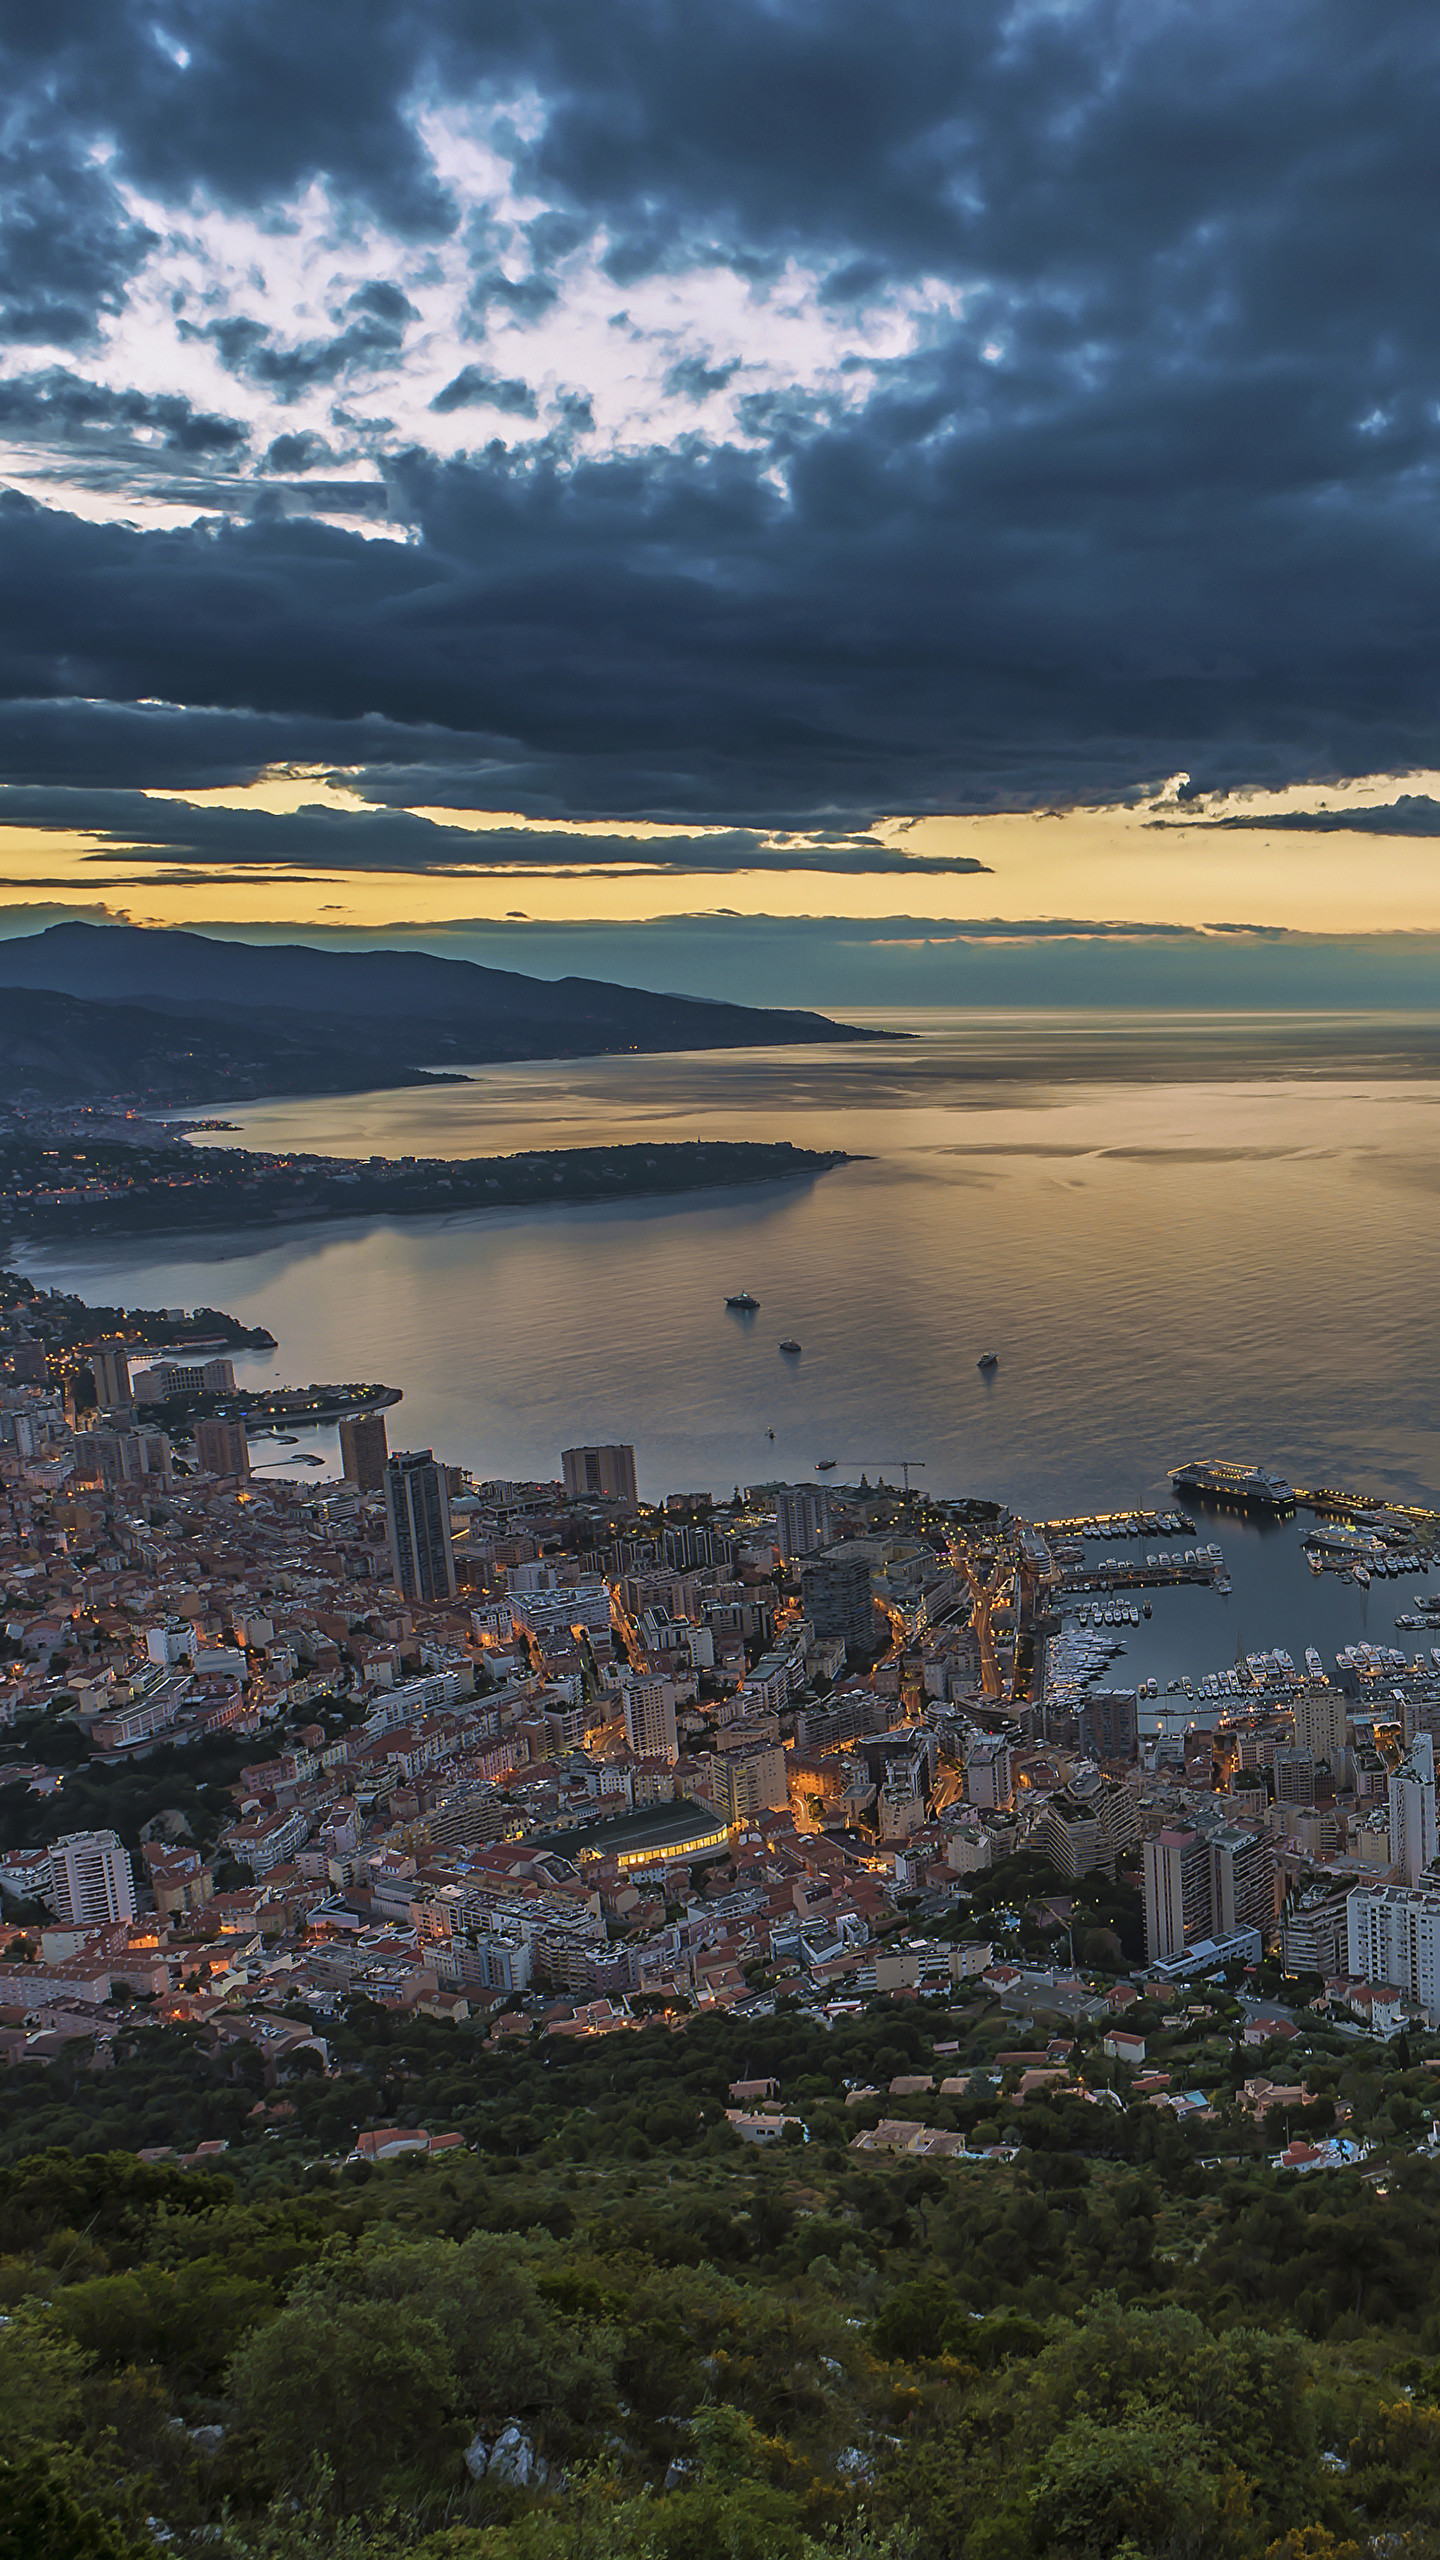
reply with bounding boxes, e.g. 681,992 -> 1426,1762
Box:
977,1351 -> 999,1371
779,1338 -> 801,1355
726,1290 -> 760,1310
766,1427 -> 775,1441
816,1457 -> 837,1471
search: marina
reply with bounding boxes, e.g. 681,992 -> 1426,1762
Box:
1044,1499 -> 1440,1748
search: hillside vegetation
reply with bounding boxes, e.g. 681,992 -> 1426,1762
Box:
6,1994 -> 1440,2560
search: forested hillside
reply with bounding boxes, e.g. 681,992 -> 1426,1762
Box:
6,1996 -> 1440,2560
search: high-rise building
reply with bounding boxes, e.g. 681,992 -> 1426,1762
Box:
966,1737 -> 1013,1810
800,1546 -> 878,1657
1272,1746 -> 1322,1806
562,1444 -> 639,1508
623,1675 -> 678,1765
339,1410 -> 389,1490
1208,1824 -> 1276,1940
385,1449 -> 457,1603
48,1830 -> 136,1926
1077,1690 -> 1140,1766
1390,1733 -> 1438,1885
1143,1819 -> 1276,1962
77,1427 -> 172,1490
1281,1880 -> 1352,1977
710,1741 -> 788,1825
1142,1826 -> 1212,1961
195,1415 -> 251,1479
1031,1775 -> 1138,1881
1292,1684 -> 1347,1769
775,1485 -> 833,1562
1346,1881 -> 1440,2021
85,1343 -> 132,1410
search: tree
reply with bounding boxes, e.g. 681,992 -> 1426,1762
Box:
0,2310 -> 89,2454
0,2458 -> 144,2560
228,2293 -> 459,2510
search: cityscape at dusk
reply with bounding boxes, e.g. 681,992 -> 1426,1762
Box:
5,4 -> 1440,2557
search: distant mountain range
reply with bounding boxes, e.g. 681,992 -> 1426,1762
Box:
0,924 -> 882,1109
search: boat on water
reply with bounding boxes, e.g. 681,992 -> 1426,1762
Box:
977,1351 -> 999,1371
816,1457 -> 837,1471
779,1338 -> 802,1355
726,1290 -> 760,1310
1169,1457 -> 1296,1515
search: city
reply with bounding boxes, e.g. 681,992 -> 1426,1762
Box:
6,1273 -> 1440,2200
8,1 -> 1440,2550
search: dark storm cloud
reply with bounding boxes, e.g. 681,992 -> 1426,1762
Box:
430,366 -> 539,418
0,780 -> 989,876
663,355 -> 743,404
0,129 -> 157,346
1178,796 -> 1440,835
181,285 -> 415,398
0,370 -> 249,457
5,2 -> 1440,825
264,432 -> 333,473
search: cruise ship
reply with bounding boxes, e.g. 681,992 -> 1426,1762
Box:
1169,1459 -> 1296,1515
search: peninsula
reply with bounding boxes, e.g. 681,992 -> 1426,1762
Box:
0,1134 -> 852,1241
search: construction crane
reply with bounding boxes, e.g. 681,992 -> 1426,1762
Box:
822,1458 -> 928,1494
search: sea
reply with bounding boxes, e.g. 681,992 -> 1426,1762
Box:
15,1006 -> 1440,1686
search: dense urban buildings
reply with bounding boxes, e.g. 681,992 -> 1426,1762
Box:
8,1263 -> 1440,2156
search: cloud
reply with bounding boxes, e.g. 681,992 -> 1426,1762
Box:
0,780 -> 990,876
0,368 -> 248,454
663,354 -> 742,403
1180,795 -> 1440,836
2,1 -> 1440,839
430,365 -> 539,417
181,283 -> 416,399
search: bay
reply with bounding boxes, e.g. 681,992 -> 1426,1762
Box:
14,1015 -> 1440,1582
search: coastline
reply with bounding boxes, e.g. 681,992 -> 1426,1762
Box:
0,1136 -> 855,1246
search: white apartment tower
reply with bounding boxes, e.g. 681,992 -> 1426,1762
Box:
1346,1882 -> 1440,2022
1390,1732 -> 1438,1886
48,1830 -> 136,1926
966,1737 -> 1013,1811
623,1675 -> 679,1766
775,1485 -> 833,1562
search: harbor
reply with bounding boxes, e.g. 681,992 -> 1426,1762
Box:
1040,1497 -> 1440,1750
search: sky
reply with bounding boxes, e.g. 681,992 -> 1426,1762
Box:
3,0 -> 1440,1004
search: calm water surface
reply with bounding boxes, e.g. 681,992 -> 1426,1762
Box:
16,1018 -> 1440,1585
